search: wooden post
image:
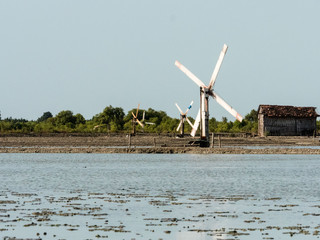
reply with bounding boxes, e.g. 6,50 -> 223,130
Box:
131,118 -> 136,135
153,137 -> 156,148
211,133 -> 214,148
179,115 -> 184,137
128,134 -> 131,148
218,135 -> 221,148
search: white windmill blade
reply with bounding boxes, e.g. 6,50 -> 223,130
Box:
175,103 -> 184,115
184,100 -> 194,114
145,122 -> 155,125
211,92 -> 244,122
175,60 -> 206,88
208,44 -> 228,90
142,111 -> 145,121
131,112 -> 137,119
176,120 -> 183,131
185,117 -> 194,129
191,109 -> 201,137
136,118 -> 145,128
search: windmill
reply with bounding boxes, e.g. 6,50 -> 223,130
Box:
131,104 -> 144,135
175,101 -> 194,137
131,105 -> 155,135
175,44 -> 243,146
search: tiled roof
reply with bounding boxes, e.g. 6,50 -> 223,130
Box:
258,105 -> 319,118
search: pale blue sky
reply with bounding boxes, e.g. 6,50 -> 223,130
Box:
0,1 -> 319,121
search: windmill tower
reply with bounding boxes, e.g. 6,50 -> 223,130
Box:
175,101 -> 194,137
175,44 -> 243,146
131,104 -> 144,135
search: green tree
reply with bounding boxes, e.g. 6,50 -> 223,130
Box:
75,113 -> 86,125
93,106 -> 125,131
37,111 -> 53,122
215,117 -> 233,132
55,110 -> 76,126
209,117 -> 218,132
157,116 -> 178,133
231,120 -> 246,132
245,109 -> 258,122
144,108 -> 167,126
34,121 -> 55,133
0,118 -> 34,133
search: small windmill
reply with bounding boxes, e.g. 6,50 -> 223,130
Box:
175,101 -> 194,137
175,44 -> 243,146
131,104 -> 144,135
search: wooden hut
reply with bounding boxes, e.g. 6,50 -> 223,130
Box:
258,105 -> 318,137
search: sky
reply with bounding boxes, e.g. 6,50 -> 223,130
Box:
0,1 -> 319,121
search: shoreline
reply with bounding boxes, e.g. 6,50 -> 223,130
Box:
1,134 -> 320,154
1,146 -> 320,154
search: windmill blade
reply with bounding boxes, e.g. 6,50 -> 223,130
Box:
136,104 -> 140,118
210,91 -> 243,122
131,112 -> 137,119
143,111 -> 145,121
185,100 -> 194,114
136,118 -> 144,128
93,125 -> 101,130
176,120 -> 183,131
185,117 -> 194,128
145,122 -> 155,125
175,60 -> 206,88
191,109 -> 201,137
208,44 -> 228,90
175,103 -> 184,115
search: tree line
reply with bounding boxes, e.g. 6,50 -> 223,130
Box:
0,106 -> 270,134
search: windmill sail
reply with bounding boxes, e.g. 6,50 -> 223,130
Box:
191,109 -> 201,137
208,44 -> 228,89
210,92 -> 243,122
175,61 -> 206,88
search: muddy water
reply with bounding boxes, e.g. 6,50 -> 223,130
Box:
0,154 -> 320,239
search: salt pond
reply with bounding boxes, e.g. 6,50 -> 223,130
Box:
0,153 -> 320,239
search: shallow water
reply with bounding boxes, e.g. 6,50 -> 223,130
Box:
0,154 -> 320,239
230,145 -> 320,149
